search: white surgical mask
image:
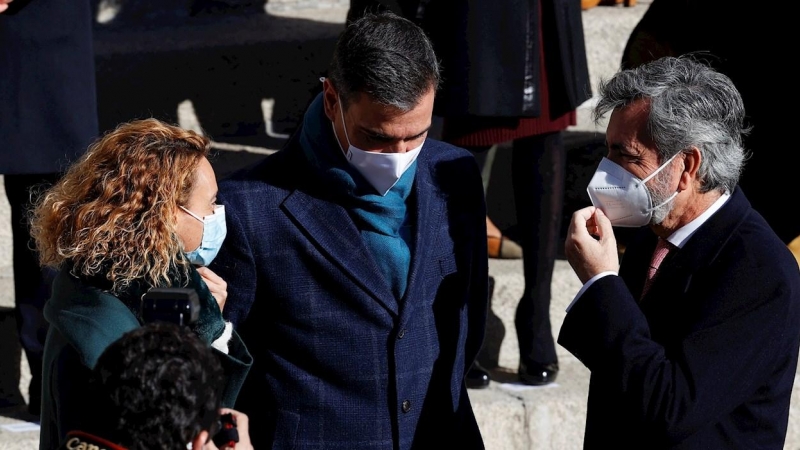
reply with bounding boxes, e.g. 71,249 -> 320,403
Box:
333,95 -> 422,196
586,153 -> 680,227
179,204 -> 226,266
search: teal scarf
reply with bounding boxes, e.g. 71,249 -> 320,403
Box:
299,93 -> 415,300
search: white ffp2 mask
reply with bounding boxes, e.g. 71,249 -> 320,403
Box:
586,154 -> 679,227
333,95 -> 422,196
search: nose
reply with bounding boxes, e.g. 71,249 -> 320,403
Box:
382,141 -> 410,154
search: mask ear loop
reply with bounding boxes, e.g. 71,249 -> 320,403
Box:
336,94 -> 353,149
639,151 -> 682,212
179,205 -> 204,223
323,76 -> 354,157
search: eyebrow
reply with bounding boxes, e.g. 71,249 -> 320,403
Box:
359,124 -> 432,142
606,141 -> 640,157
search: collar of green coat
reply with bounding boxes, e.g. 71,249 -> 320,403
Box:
44,266 -> 141,370
43,260 -> 224,370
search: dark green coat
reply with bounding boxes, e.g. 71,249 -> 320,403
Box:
39,265 -> 252,450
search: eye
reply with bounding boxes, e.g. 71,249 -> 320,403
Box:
366,134 -> 393,144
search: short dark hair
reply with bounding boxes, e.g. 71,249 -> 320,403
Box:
327,10 -> 440,110
91,322 -> 224,450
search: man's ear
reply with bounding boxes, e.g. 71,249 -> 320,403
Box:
322,78 -> 338,123
678,147 -> 701,191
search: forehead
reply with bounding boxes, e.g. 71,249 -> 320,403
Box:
606,98 -> 656,152
191,157 -> 217,197
345,89 -> 435,133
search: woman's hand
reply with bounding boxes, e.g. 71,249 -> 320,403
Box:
203,408 -> 254,450
197,266 -> 227,312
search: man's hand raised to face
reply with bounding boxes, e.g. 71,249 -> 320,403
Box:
565,206 -> 620,284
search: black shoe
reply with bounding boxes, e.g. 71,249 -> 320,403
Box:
518,361 -> 558,386
465,363 -> 491,389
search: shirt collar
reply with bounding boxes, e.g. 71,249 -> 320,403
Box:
666,191 -> 731,248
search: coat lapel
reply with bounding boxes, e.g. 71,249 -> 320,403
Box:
641,188 -> 750,309
282,188 -> 399,316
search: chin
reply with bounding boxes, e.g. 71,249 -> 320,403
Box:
649,204 -> 674,226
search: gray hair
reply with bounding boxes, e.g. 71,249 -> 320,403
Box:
327,10 -> 440,111
594,56 -> 750,193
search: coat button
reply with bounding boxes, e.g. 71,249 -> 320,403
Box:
402,400 -> 411,413
398,328 -> 406,339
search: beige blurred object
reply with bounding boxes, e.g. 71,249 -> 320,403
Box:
788,235 -> 800,267
486,217 -> 523,260
488,235 -> 523,260
583,0 -> 637,9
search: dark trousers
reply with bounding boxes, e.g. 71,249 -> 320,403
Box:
466,131 -> 565,366
3,173 -> 60,414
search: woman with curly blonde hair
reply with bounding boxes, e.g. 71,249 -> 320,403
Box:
30,118 -> 252,450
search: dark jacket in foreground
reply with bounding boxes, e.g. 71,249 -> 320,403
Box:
211,95 -> 489,449
558,188 -> 800,449
39,265 -> 252,450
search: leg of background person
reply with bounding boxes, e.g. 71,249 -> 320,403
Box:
4,173 -> 60,416
0,306 -> 24,409
512,131 -> 565,385
464,144 -> 523,259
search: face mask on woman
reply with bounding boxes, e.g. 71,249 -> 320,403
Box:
179,205 -> 227,266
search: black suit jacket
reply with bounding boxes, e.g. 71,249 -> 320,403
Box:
559,188 -> 800,449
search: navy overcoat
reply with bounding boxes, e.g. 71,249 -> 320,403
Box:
211,95 -> 490,449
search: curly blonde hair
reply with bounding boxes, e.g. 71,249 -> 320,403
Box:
29,118 -> 211,293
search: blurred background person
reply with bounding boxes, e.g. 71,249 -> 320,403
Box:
58,322 -> 253,450
422,0 -> 592,386
0,0 -> 99,416
29,118 -> 252,450
618,0 -> 793,246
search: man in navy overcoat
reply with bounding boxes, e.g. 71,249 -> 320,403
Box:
210,11 -> 489,449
